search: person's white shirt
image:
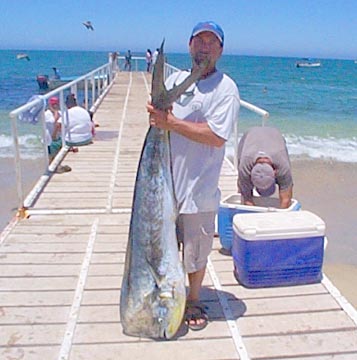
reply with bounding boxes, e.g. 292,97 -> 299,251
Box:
64,106 -> 92,145
44,109 -> 61,146
152,50 -> 159,65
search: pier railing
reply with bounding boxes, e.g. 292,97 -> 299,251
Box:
118,56 -> 146,72
8,54 -> 119,215
7,56 -> 268,219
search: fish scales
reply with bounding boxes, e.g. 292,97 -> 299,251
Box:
120,40 -> 206,339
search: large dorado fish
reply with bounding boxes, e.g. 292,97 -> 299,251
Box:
120,41 -> 206,339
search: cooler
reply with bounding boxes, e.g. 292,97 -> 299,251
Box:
232,210 -> 326,288
218,194 -> 301,253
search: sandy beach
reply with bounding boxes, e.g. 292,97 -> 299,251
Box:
291,159 -> 357,308
0,157 -> 46,231
1,157 -> 357,308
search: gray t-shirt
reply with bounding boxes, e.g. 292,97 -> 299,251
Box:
238,126 -> 293,201
166,70 -> 240,214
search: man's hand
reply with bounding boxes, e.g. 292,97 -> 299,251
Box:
146,103 -> 174,130
146,102 -> 225,147
52,110 -> 60,121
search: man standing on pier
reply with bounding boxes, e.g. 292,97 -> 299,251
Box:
147,21 -> 240,331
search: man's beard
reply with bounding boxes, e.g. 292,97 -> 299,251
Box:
193,52 -> 211,66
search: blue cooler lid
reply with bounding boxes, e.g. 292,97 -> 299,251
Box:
233,210 -> 325,241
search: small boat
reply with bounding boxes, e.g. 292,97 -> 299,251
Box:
36,67 -> 107,92
36,67 -> 73,91
36,75 -> 74,91
296,59 -> 321,68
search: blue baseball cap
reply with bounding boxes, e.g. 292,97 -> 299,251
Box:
190,21 -> 224,46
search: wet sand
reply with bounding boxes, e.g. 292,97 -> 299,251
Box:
1,157 -> 357,308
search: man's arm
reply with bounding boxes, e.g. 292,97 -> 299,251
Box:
279,185 -> 293,209
237,176 -> 254,206
146,105 -> 225,147
51,110 -> 61,140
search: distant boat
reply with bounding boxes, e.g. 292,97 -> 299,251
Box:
36,67 -> 107,92
16,53 -> 30,61
296,59 -> 321,68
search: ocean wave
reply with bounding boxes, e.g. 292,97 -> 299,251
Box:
285,135 -> 357,163
226,134 -> 357,163
2,132 -> 357,163
0,134 -> 44,160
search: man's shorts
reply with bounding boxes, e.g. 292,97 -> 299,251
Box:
48,138 -> 62,156
65,137 -> 92,147
176,212 -> 216,274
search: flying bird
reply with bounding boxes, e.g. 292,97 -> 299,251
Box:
17,53 -> 30,61
82,21 -> 94,31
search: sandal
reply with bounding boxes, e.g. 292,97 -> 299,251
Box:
55,165 -> 72,173
185,300 -> 209,331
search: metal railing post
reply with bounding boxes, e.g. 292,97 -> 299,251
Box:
40,107 -> 49,168
84,80 -> 89,110
10,116 -> 24,212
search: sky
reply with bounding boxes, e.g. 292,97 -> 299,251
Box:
0,0 -> 356,59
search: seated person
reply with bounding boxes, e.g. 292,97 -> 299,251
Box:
237,126 -> 293,208
64,94 -> 93,146
45,96 -> 62,159
45,96 -> 71,173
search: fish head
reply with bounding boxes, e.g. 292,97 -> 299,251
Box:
153,289 -> 186,339
121,279 -> 186,340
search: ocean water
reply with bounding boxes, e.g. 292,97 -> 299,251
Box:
1,49 -> 356,164
167,53 -> 357,163
0,49 -> 113,160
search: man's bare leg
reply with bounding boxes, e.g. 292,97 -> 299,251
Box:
186,267 -> 207,327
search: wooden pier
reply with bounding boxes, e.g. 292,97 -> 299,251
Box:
1,71 -> 357,360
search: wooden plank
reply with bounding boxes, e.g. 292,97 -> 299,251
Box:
0,243 -> 88,253
0,264 -> 81,277
85,276 -> 122,289
87,264 -> 123,276
0,324 -> 65,345
229,294 -> 341,317
69,339 -> 239,360
0,346 -> 60,360
238,310 -> 356,336
220,283 -> 329,300
0,306 -> 70,324
244,331 -> 357,359
81,289 -> 120,305
0,253 -> 84,264
0,291 -> 74,306
73,321 -> 232,342
0,277 -> 78,291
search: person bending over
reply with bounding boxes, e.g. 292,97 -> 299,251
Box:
237,126 -> 293,209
